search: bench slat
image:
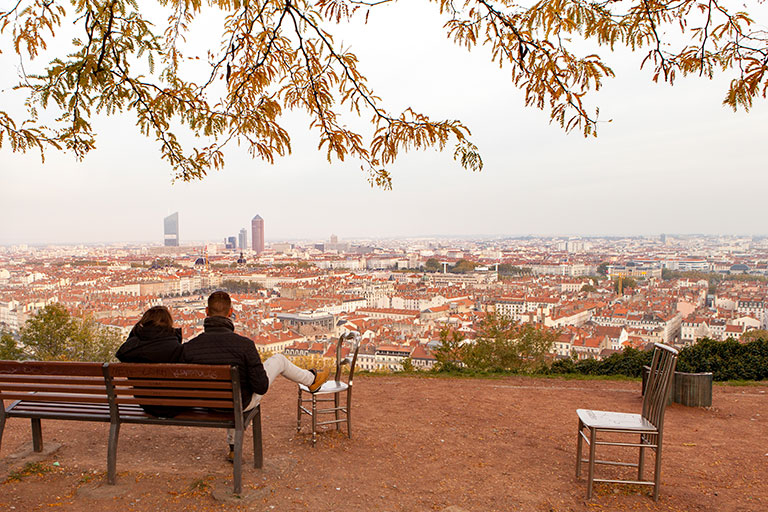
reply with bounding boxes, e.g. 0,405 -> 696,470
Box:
8,403 -> 110,418
112,397 -> 234,408
112,388 -> 232,399
0,361 -> 104,376
6,410 -> 111,421
0,375 -> 106,385
109,378 -> 232,389
1,383 -> 106,393
108,363 -> 231,380
1,393 -> 109,403
9,401 -> 109,411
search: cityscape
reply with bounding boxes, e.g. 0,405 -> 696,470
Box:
1,1 -> 767,509
2,214 -> 767,370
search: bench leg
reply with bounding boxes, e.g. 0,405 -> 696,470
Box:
31,418 -> 43,452
0,411 -> 6,454
107,422 -> 120,485
252,405 -> 263,469
233,428 -> 244,495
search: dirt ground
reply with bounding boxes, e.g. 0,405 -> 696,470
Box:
1,374 -> 766,512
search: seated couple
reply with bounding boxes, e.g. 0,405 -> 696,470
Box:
115,290 -> 330,460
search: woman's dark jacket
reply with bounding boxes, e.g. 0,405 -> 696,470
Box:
115,324 -> 184,417
116,324 -> 183,364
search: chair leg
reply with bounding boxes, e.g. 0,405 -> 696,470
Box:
587,427 -> 597,499
653,441 -> 663,501
297,388 -> 303,433
233,428 -> 244,495
107,421 -> 120,485
638,434 -> 646,481
334,393 -> 340,432
311,394 -> 317,446
575,418 -> 583,478
252,405 -> 263,469
31,418 -> 43,452
346,388 -> 352,439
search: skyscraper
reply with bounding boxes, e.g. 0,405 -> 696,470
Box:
164,212 -> 179,247
238,228 -> 248,250
251,215 -> 264,254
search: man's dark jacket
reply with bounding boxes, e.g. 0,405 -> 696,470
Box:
181,316 -> 269,405
115,324 -> 184,417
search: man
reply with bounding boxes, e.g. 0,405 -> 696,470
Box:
182,291 -> 330,460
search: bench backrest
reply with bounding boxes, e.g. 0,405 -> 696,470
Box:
0,361 -> 108,406
104,363 -> 242,411
1,361 -> 242,413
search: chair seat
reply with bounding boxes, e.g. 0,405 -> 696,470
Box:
298,381 -> 349,394
577,409 -> 657,432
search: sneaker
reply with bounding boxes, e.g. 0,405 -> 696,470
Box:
226,448 -> 235,464
308,367 -> 331,393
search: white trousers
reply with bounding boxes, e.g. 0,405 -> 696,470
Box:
227,354 -> 314,444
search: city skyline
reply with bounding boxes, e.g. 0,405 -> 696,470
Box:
3,231 -> 768,248
1,4 -> 767,245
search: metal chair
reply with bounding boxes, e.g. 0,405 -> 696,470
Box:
297,332 -> 361,446
576,343 -> 678,501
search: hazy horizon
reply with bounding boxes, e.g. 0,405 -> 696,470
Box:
2,231 -> 766,248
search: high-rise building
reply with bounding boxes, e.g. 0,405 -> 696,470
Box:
225,236 -> 237,249
251,215 -> 264,254
238,228 -> 247,250
164,212 -> 179,247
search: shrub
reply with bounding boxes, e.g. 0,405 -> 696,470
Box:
677,338 -> 768,381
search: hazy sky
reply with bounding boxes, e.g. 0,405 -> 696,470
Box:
1,3 -> 767,245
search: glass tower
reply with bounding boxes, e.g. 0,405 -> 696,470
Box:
164,212 -> 179,246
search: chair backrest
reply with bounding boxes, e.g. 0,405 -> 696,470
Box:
641,343 -> 679,429
333,332 -> 361,386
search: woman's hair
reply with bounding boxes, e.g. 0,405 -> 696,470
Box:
137,306 -> 174,329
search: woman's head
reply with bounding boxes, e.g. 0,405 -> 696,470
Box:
137,306 -> 174,329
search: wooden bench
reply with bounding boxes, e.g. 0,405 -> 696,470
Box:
0,360 -> 262,494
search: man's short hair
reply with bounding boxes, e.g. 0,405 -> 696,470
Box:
208,291 -> 232,317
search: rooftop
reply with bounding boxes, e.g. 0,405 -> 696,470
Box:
1,375 -> 765,511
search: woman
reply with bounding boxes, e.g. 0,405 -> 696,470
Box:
116,306 -> 184,417
116,306 -> 183,364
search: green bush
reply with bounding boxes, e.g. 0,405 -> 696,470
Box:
677,338 -> 768,381
549,339 -> 766,381
597,347 -> 652,377
434,333 -> 767,382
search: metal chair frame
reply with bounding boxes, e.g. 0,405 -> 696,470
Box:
576,343 -> 679,501
297,332 -> 360,445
